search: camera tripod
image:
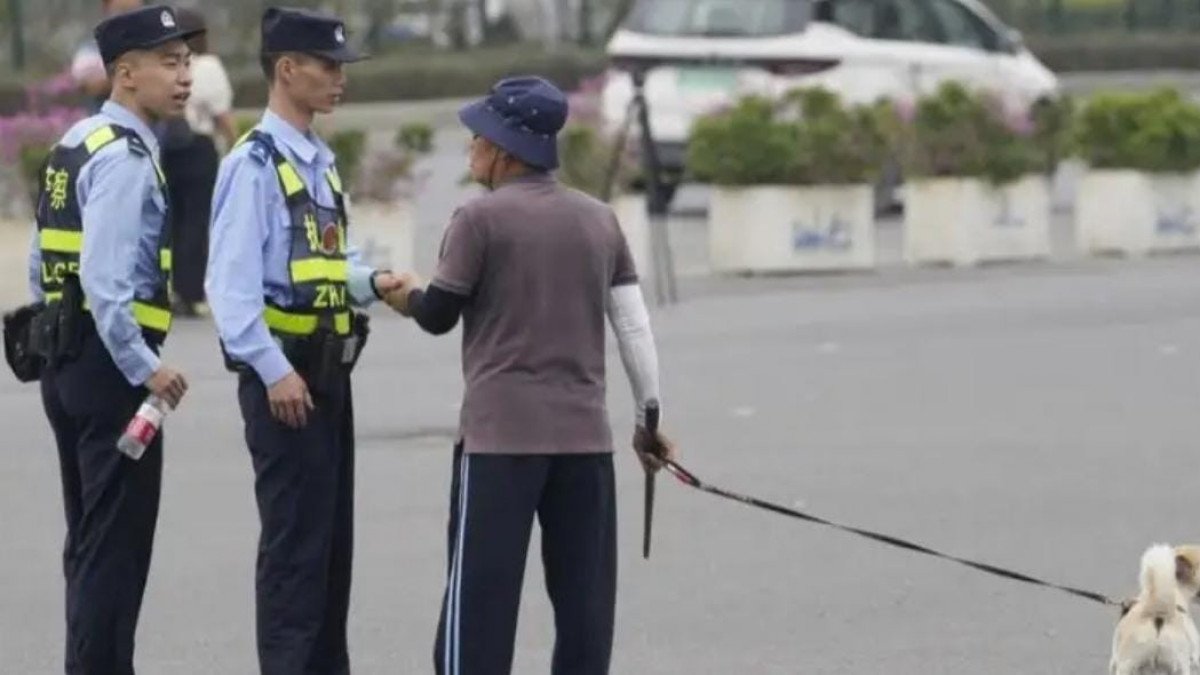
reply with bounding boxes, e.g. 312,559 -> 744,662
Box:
601,68 -> 679,307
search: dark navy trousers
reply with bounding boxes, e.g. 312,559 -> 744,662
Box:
239,373 -> 355,675
41,329 -> 162,675
434,445 -> 617,675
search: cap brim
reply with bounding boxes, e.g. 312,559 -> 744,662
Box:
311,45 -> 367,64
103,28 -> 205,65
140,27 -> 206,52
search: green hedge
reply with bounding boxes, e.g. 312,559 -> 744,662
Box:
0,46 -> 606,115
230,46 -> 608,108
1073,87 -> 1200,171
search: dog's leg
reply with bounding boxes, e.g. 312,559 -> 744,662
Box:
1109,658 -> 1128,675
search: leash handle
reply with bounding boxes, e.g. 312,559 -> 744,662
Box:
642,400 -> 660,560
644,401 -> 660,444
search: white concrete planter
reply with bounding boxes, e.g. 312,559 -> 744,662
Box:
977,175 -> 1052,263
1076,170 -> 1200,256
611,193 -> 651,280
347,199 -> 416,273
904,176 -> 1051,266
708,184 -> 875,273
903,178 -> 984,266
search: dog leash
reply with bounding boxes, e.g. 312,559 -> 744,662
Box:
656,458 -> 1124,610
642,402 -> 661,560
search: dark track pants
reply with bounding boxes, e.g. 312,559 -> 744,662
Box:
41,330 -> 162,675
238,373 -> 355,675
434,445 -> 617,675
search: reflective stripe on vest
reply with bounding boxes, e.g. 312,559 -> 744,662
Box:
41,293 -> 173,333
264,307 -> 351,336
40,229 -> 82,253
40,228 -> 168,272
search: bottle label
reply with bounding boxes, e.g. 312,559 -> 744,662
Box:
126,404 -> 164,446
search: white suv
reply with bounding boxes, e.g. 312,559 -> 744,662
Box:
602,0 -> 1060,171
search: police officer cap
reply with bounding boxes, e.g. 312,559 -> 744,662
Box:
94,5 -> 204,66
261,7 -> 365,63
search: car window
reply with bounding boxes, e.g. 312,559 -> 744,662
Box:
871,0 -> 944,43
627,0 -> 810,37
820,0 -> 877,36
924,0 -> 998,50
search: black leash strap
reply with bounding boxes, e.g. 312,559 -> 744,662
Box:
642,402 -> 661,560
659,459 -> 1123,609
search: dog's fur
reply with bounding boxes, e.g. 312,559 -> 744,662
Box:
1110,545 -> 1200,675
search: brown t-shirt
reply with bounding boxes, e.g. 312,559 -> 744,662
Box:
433,172 -> 639,455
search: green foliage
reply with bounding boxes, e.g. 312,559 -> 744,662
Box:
686,90 -> 885,186
353,123 -> 438,202
328,130 -> 367,191
18,144 -> 49,187
395,122 -> 434,153
556,124 -> 640,199
1074,87 -> 1200,172
887,82 -> 1066,185
233,114 -> 258,140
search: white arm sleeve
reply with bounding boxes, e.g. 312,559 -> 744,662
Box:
607,283 -> 661,424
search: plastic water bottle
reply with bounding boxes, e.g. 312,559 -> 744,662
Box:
117,395 -> 170,460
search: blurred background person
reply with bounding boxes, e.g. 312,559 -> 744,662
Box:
162,7 -> 235,317
69,0 -> 144,113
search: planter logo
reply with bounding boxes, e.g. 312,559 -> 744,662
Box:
993,194 -> 1026,229
792,213 -> 851,251
1156,205 -> 1197,236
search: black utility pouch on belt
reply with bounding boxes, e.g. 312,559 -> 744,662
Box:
3,302 -> 46,383
54,275 -> 86,363
225,312 -> 371,394
304,312 -> 370,395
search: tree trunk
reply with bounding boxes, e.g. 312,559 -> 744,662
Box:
579,0 -> 593,45
475,0 -> 489,43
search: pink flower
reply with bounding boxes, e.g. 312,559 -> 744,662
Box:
0,106 -> 84,162
1003,107 -> 1034,137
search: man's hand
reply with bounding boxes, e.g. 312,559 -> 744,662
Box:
268,371 -> 315,429
146,365 -> 188,409
372,271 -> 404,297
634,426 -> 677,474
383,272 -> 423,317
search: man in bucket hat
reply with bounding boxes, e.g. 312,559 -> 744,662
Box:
384,76 -> 678,674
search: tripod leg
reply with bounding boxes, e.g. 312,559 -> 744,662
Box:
601,100 -> 639,203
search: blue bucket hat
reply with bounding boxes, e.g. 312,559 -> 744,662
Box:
458,76 -> 568,171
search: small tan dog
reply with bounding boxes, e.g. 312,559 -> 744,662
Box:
1110,545 -> 1200,675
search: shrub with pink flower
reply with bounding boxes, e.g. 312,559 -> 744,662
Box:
566,72 -> 608,129
883,82 -> 1071,185
0,71 -> 86,208
559,73 -> 644,200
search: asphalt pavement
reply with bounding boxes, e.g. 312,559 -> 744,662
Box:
4,248 -> 1200,673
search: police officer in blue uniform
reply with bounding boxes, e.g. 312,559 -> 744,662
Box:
205,8 -> 399,673
26,5 -> 198,673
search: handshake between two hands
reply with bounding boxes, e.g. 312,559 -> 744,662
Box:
373,271 -> 424,317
